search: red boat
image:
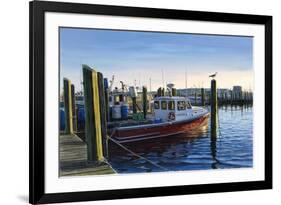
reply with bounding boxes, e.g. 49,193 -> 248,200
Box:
112,96 -> 209,143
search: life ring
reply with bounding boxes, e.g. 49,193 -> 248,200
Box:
168,112 -> 175,120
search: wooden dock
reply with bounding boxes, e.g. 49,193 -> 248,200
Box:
59,134 -> 116,176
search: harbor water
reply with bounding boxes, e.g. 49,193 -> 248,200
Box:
108,105 -> 253,173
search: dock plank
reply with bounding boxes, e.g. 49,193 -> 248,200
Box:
59,134 -> 116,176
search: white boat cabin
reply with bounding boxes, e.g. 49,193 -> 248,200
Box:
153,96 -> 206,122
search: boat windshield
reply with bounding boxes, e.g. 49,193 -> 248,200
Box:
161,101 -> 167,110
186,101 -> 192,109
168,101 -> 175,110
154,101 -> 160,109
177,101 -> 186,110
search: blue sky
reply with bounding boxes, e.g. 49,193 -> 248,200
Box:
60,28 -> 253,91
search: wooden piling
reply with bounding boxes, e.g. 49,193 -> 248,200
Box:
239,93 -> 241,102
157,87 -> 162,96
132,97 -> 137,114
201,88 -> 205,106
97,72 -> 108,159
143,86 -> 147,119
230,90 -> 233,105
71,84 -> 77,132
210,135 -> 218,169
224,92 -> 228,104
161,88 -> 165,96
210,79 -> 218,138
82,65 -> 104,163
219,92 -> 223,105
104,78 -> 109,122
172,88 -> 177,96
63,78 -> 73,134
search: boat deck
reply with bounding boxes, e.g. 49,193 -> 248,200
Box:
59,134 -> 116,176
108,119 -> 153,129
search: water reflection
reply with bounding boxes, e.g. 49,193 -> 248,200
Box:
210,126 -> 219,169
110,122 -> 208,155
109,105 -> 253,173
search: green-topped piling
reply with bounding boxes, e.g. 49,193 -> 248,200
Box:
63,78 -> 73,134
157,87 -> 162,96
97,72 -> 108,159
132,97 -> 137,114
143,86 -> 147,119
161,88 -> 165,96
201,88 -> 205,106
104,78 -> 109,122
172,88 -> 177,96
71,84 -> 77,132
82,65 -> 104,163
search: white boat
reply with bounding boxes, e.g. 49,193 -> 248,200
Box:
113,96 -> 209,142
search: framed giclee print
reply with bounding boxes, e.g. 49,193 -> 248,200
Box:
29,0 -> 272,204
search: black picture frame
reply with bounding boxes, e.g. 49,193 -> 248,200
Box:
29,0 -> 272,204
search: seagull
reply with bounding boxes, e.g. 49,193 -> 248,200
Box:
209,72 -> 218,79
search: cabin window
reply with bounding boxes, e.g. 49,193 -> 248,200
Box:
154,101 -> 160,109
168,101 -> 175,110
177,101 -> 186,110
161,101 -> 167,110
186,101 -> 192,109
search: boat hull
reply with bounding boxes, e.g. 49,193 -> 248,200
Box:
112,113 -> 209,143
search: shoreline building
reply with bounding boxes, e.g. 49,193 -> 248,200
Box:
232,86 -> 242,100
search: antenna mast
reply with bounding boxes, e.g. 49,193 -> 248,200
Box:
149,77 -> 152,93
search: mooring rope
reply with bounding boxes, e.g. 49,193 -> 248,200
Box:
107,130 -> 168,171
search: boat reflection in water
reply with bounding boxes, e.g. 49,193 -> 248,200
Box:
109,105 -> 253,173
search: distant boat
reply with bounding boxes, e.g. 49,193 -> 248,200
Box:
112,96 -> 209,143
